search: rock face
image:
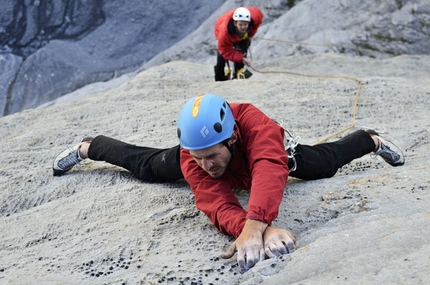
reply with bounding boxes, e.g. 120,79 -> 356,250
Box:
0,0 -> 225,116
0,54 -> 429,284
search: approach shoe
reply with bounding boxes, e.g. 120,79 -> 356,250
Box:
366,130 -> 404,166
53,137 -> 93,176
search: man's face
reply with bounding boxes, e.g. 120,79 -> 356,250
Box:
189,142 -> 232,178
234,21 -> 249,34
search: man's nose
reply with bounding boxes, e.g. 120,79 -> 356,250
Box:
201,159 -> 213,171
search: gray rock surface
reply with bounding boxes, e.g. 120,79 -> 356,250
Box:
254,0 -> 430,57
0,53 -> 429,284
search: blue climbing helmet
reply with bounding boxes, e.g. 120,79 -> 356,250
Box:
177,94 -> 236,150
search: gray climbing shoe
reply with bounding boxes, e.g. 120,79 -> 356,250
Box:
367,130 -> 404,166
53,137 -> 93,176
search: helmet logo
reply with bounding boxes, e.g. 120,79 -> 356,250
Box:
200,126 -> 209,138
192,94 -> 205,118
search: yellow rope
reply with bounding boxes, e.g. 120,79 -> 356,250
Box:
242,36 -> 403,144
248,57 -> 363,145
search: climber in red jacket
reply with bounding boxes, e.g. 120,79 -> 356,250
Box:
214,7 -> 264,81
53,94 -> 405,273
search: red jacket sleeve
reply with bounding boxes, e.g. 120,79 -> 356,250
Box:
214,7 -> 263,63
233,104 -> 290,224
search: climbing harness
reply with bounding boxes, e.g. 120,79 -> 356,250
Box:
275,120 -> 300,171
284,128 -> 300,172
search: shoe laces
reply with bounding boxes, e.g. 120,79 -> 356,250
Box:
376,143 -> 400,162
58,147 -> 81,169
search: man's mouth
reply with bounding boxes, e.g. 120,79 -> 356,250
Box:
210,166 -> 219,172
209,166 -> 221,176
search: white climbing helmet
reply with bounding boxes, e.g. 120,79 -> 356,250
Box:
233,7 -> 251,22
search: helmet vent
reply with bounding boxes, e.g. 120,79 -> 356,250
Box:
220,108 -> 225,121
214,104 -> 226,133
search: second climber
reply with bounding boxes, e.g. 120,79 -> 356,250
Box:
214,7 -> 264,81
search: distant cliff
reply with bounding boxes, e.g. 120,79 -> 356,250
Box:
0,0 -> 225,117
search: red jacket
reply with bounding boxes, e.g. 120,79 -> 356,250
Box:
214,7 -> 264,63
180,103 -> 290,238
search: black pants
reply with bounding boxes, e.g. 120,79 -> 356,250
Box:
88,130 -> 375,183
88,136 -> 183,182
214,40 -> 249,81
